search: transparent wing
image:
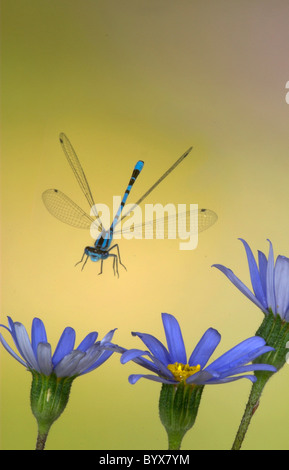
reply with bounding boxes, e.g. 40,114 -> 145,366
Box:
197,208 -> 218,232
118,147 -> 193,225
114,208 -> 218,239
42,189 -> 100,230
59,133 -> 103,229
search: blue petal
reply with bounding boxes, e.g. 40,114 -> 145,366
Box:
148,353 -> 175,378
162,313 -> 186,364
131,332 -> 170,365
186,369 -> 217,385
0,332 -> 27,367
121,348 -> 148,364
101,342 -> 127,355
213,264 -> 267,311
189,328 -> 221,368
218,364 -> 276,378
0,318 -> 36,368
266,240 -> 276,313
77,331 -> 98,352
82,349 -> 114,374
37,343 -> 53,375
258,250 -> 268,301
248,345 -> 275,360
31,318 -> 47,357
85,350 -> 113,372
7,317 -> 22,353
120,349 -> 159,373
76,343 -> 113,375
52,327 -> 76,367
205,337 -> 269,373
205,374 -> 258,384
128,374 -> 177,385
121,348 -> 172,378
274,255 -> 289,319
100,329 -> 117,344
54,350 -> 85,377
239,239 -> 267,306
13,323 -> 40,371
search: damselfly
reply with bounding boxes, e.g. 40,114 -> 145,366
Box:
42,134 -> 217,276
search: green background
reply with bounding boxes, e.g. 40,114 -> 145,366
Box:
1,0 -> 289,450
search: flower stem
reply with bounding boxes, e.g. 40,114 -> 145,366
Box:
168,431 -> 185,450
35,431 -> 49,450
233,313 -> 289,450
231,372 -> 270,450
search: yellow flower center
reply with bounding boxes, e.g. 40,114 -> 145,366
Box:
167,362 -> 201,383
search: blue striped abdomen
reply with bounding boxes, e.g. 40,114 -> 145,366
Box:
111,160 -> 144,229
94,230 -> 113,251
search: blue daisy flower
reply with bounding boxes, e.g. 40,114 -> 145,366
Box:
0,316 -> 116,377
213,239 -> 289,321
0,316 -> 118,449
212,239 -> 289,450
120,313 -> 276,386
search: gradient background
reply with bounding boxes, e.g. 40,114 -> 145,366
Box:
1,0 -> 289,450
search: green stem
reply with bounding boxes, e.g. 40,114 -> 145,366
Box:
168,431 -> 185,450
231,372 -> 270,450
232,313 -> 289,450
35,431 -> 49,450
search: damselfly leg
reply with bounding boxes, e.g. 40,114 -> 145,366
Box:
75,252 -> 89,271
107,244 -> 127,275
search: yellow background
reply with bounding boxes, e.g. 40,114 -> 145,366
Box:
1,0 -> 289,450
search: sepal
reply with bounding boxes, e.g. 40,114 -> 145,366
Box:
159,382 -> 204,450
253,312 -> 289,372
30,371 -> 75,449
